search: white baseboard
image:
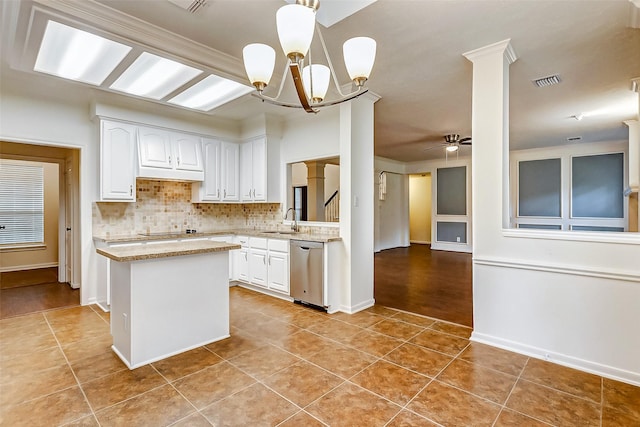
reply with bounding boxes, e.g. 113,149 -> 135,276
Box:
236,282 -> 293,302
0,262 -> 58,273
471,332 -> 640,387
339,298 -> 375,314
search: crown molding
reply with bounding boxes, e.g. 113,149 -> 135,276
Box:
463,39 -> 518,65
31,0 -> 246,82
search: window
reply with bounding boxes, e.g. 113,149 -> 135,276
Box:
513,150 -> 626,231
0,160 -> 45,245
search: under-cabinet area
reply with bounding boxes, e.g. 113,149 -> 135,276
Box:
98,118 -> 280,203
94,231 -> 341,313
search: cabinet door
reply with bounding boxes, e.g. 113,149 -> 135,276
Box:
236,248 -> 249,282
252,139 -> 267,201
268,251 -> 289,294
240,142 -> 254,201
221,142 -> 240,201
172,133 -> 203,171
138,126 -> 172,169
200,139 -> 221,201
249,248 -> 267,287
101,120 -> 136,201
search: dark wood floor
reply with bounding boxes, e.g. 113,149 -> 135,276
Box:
374,244 -> 473,327
0,268 -> 79,319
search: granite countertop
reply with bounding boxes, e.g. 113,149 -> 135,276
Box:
96,240 -> 241,262
93,229 -> 342,244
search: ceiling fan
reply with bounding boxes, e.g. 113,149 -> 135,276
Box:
423,134 -> 472,152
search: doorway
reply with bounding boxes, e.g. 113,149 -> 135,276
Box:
374,171 -> 473,327
0,142 -> 80,318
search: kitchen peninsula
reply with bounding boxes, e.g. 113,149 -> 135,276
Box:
96,239 -> 240,369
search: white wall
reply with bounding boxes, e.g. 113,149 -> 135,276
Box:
467,40 -> 640,386
406,156 -> 473,253
0,66 -> 241,305
374,157 -> 409,252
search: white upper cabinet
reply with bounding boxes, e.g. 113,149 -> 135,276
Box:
138,125 -> 204,181
100,120 -> 136,201
138,126 -> 172,169
172,133 -> 203,171
241,137 -> 278,202
192,138 -> 221,202
221,142 -> 240,201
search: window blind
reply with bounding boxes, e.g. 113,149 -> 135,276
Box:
0,161 -> 45,245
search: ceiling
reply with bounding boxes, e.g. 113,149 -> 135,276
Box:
2,0 -> 639,162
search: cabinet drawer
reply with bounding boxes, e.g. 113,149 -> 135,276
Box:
249,237 -> 267,250
268,238 -> 289,252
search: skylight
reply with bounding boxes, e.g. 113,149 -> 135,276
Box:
110,52 -> 202,100
34,21 -> 132,86
168,75 -> 253,111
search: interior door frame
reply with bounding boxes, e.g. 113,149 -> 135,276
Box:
1,153 -> 69,283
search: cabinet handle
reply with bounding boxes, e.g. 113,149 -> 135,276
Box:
217,189 -> 220,198
177,156 -> 180,165
263,255 -> 266,264
130,185 -> 133,196
224,189 -> 227,199
244,252 -> 247,261
168,155 -> 172,164
268,255 -> 271,266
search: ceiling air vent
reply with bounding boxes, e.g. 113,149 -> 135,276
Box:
566,136 -> 582,142
533,74 -> 561,88
167,0 -> 207,13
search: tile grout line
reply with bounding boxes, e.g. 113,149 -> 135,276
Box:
150,364 -> 214,427
42,311 -> 102,427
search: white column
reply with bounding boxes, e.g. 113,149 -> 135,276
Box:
339,92 -> 380,313
463,39 -> 517,257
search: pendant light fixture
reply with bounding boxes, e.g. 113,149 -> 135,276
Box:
242,0 -> 376,113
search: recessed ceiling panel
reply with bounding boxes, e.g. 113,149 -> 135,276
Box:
168,74 -> 253,111
34,20 -> 132,86
110,52 -> 203,100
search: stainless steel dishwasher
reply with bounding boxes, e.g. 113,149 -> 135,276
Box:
290,240 -> 324,308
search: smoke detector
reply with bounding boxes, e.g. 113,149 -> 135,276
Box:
533,74 -> 561,88
167,0 -> 208,13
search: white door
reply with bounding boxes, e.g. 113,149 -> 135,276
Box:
240,142 -> 253,200
237,248 -> 249,281
268,251 -> 288,293
252,139 -> 267,201
172,133 -> 203,171
201,139 -> 221,201
138,126 -> 172,169
222,142 -> 240,201
249,248 -> 267,287
101,121 -> 136,201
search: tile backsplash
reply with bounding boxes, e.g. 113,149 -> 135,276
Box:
93,179 -> 339,237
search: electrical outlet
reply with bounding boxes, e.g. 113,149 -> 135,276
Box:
544,353 -> 550,361
456,236 -> 461,243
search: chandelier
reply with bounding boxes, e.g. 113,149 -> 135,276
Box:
242,0 -> 376,113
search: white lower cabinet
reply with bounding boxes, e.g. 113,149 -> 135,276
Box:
234,236 -> 290,295
249,248 -> 268,287
267,239 -> 289,294
234,236 -> 249,282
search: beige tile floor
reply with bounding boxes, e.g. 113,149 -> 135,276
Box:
1,286 -> 639,426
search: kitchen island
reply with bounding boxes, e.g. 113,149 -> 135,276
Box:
96,240 -> 240,369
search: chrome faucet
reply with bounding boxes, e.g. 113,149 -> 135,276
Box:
284,207 -> 299,232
